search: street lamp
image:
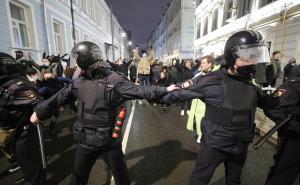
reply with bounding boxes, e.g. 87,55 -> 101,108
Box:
121,32 -> 126,37
128,41 -> 132,46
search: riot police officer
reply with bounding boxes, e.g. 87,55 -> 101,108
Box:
0,52 -> 44,185
262,77 -> 300,185
162,30 -> 271,185
30,41 -> 178,185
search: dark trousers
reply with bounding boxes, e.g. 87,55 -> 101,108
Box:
265,138 -> 300,185
49,109 -> 59,134
181,100 -> 191,111
15,126 -> 45,185
189,143 -> 248,185
138,74 -> 150,87
69,143 -> 130,185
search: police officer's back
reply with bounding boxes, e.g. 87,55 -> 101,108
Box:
30,41 -> 177,185
0,52 -> 44,185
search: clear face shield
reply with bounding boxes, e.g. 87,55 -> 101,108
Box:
235,42 -> 271,65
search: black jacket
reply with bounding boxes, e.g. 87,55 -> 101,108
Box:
175,60 -> 200,82
35,71 -> 167,121
263,81 -> 300,139
0,77 -> 42,129
162,69 -> 268,153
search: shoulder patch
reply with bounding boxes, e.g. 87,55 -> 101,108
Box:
273,89 -> 287,97
24,90 -> 37,99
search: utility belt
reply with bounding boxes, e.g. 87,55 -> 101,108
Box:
205,103 -> 254,128
73,122 -> 114,147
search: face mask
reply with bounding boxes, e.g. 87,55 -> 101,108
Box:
236,64 -> 256,78
26,74 -> 38,82
142,53 -> 147,58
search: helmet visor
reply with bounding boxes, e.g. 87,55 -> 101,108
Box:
235,43 -> 270,65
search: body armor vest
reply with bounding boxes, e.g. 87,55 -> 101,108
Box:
76,78 -> 119,128
205,77 -> 257,129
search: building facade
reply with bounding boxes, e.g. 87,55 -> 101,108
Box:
148,0 -> 195,63
0,0 -> 129,64
194,0 -> 300,65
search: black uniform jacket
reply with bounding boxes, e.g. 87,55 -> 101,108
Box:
35,71 -> 168,121
0,76 -> 42,129
162,69 -> 268,153
263,81 -> 300,139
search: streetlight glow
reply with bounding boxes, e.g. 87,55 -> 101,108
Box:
128,41 -> 132,46
121,32 -> 126,37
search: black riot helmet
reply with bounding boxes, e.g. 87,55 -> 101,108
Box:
0,52 -> 25,79
224,30 -> 270,68
70,41 -> 111,70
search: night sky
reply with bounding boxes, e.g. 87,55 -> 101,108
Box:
105,0 -> 172,48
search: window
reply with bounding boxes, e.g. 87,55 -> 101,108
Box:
90,0 -> 95,20
71,28 -> 79,43
10,2 -> 29,47
53,19 -> 65,53
259,0 -> 277,8
105,13 -> 110,34
96,2 -> 102,27
237,0 -> 252,18
223,0 -> 236,25
211,9 -> 218,31
84,34 -> 90,41
196,21 -> 201,39
80,0 -> 87,13
226,0 -> 234,20
203,17 -> 208,36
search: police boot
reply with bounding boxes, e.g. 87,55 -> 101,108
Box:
12,177 -> 28,185
8,162 -> 21,173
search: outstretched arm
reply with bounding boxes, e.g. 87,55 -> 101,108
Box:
106,59 -> 118,69
125,59 -> 133,67
32,81 -> 77,123
162,77 -> 206,105
111,73 -> 178,101
162,87 -> 203,105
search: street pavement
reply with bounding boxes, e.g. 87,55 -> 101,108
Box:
0,101 -> 296,185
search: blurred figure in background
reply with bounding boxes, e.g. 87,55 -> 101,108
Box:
283,58 -> 300,82
157,71 -> 170,112
267,51 -> 282,87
